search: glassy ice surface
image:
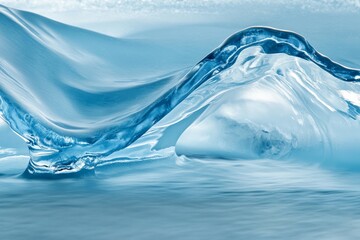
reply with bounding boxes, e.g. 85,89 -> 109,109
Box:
1,1 -> 360,239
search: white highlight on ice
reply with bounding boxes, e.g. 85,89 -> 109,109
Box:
339,90 -> 360,107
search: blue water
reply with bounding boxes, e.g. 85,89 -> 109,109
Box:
3,160 -> 360,239
1,1 -> 360,239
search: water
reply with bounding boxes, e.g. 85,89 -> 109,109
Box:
2,159 -> 360,239
1,1 -> 360,239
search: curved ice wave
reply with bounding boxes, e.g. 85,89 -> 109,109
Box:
0,5 -> 360,175
175,50 -> 360,166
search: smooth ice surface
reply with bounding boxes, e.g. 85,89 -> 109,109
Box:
1,5 -> 360,175
176,51 -> 360,168
1,1 -> 360,239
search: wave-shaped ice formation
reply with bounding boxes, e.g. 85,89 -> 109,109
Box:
1,5 -> 360,176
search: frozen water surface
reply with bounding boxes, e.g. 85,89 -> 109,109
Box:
1,1 -> 360,239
